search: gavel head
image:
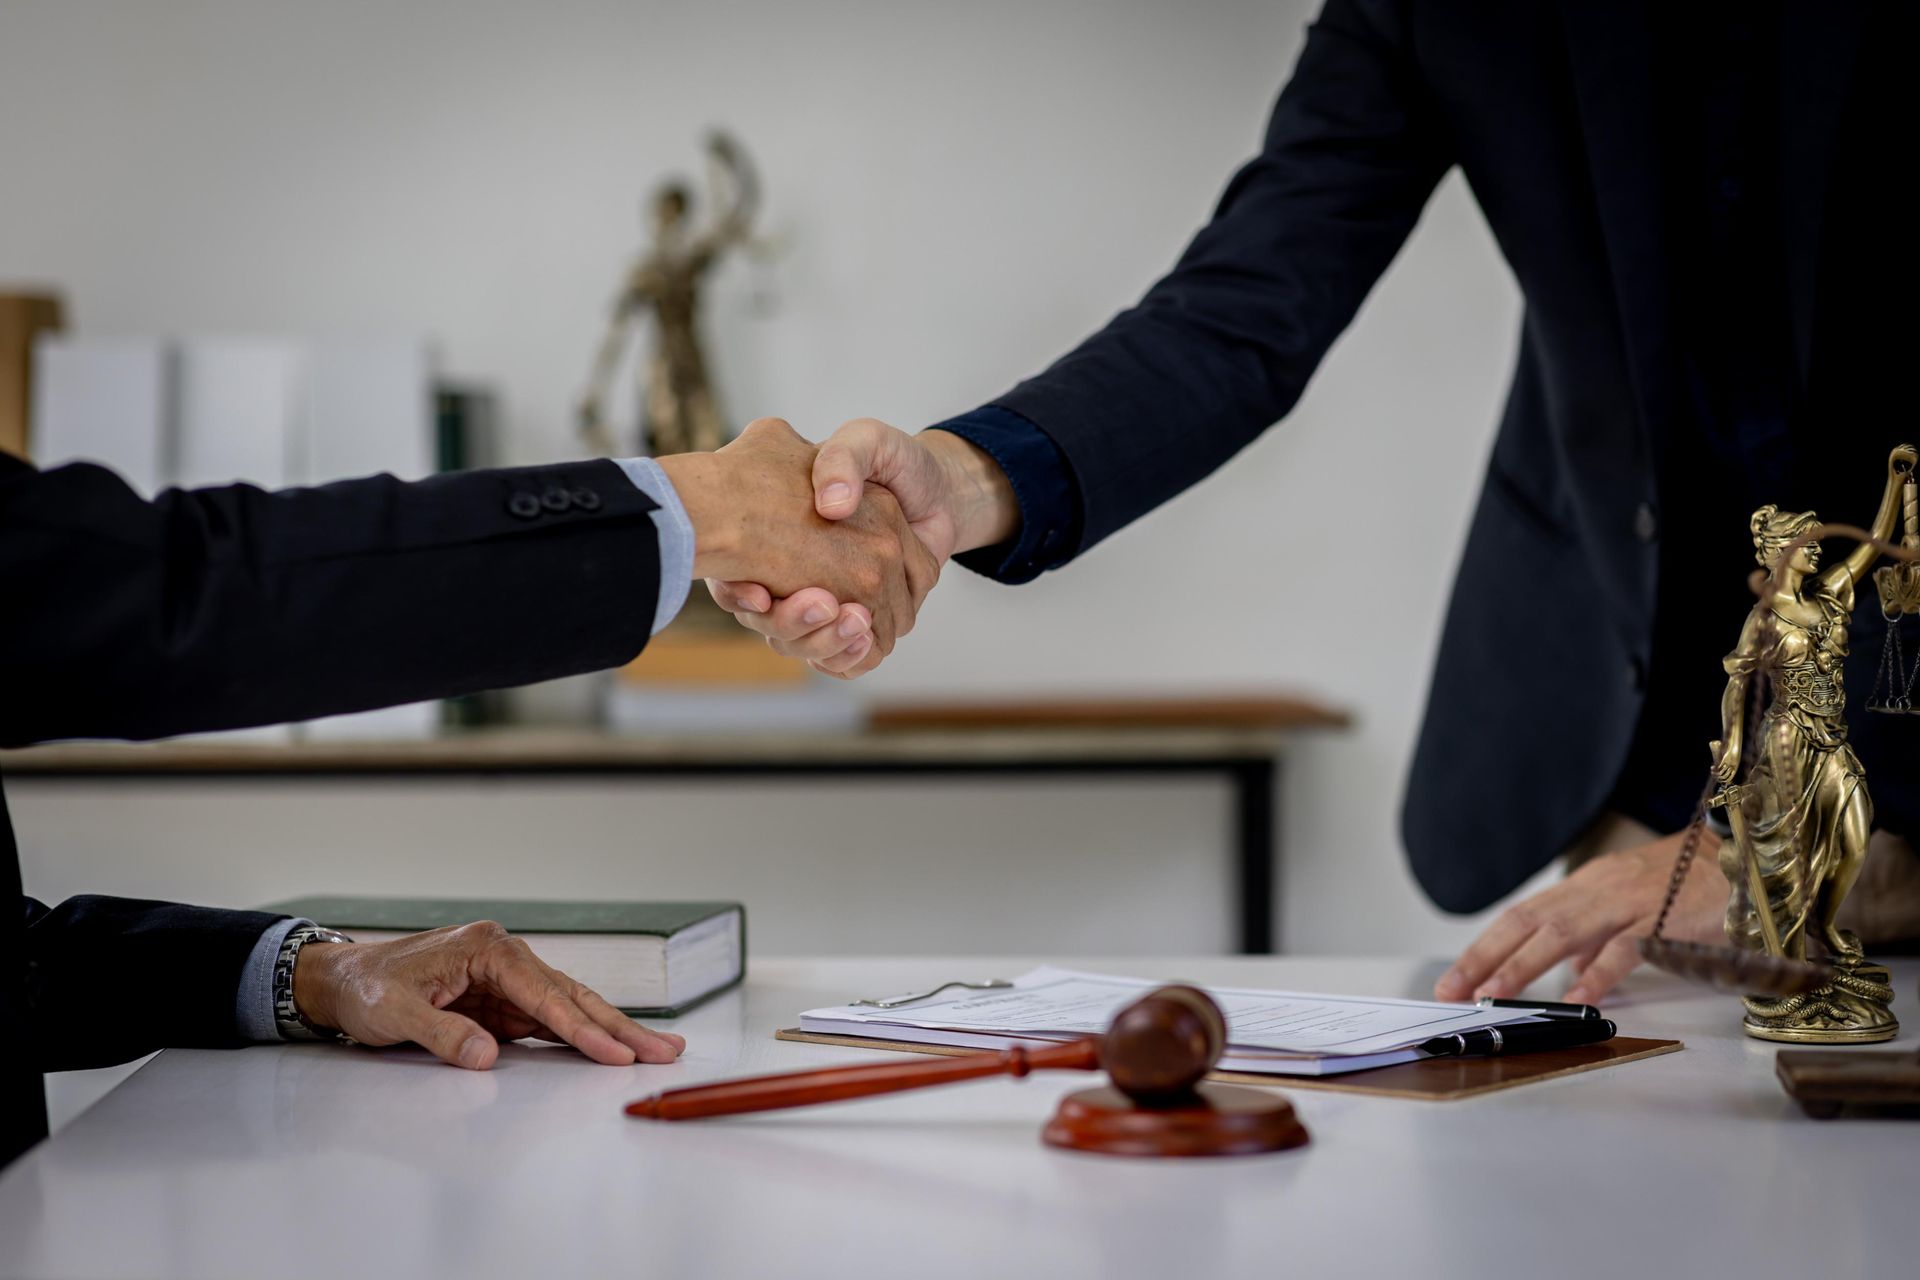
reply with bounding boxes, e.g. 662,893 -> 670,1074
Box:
1100,985 -> 1227,1102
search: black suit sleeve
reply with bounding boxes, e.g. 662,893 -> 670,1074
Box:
1,451 -> 662,1094
993,0 -> 1452,556
18,895 -> 285,1071
0,452 -> 662,745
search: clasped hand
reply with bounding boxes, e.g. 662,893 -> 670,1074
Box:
700,418 -> 1014,676
657,418 -> 953,671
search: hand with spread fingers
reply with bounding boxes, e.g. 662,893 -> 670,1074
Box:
706,418 -> 1019,677
658,417 -> 947,672
290,920 -> 687,1069
1433,830 -> 1729,1006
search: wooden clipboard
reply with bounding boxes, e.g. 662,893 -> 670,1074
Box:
774,1028 -> 1683,1101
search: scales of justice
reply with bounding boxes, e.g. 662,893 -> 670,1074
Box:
577,131 -> 770,639
1641,443 -> 1920,1110
577,130 -> 760,462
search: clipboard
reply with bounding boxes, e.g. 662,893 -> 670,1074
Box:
774,1027 -> 1683,1101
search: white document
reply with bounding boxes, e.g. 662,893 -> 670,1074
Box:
174,338 -> 304,489
302,340 -> 434,484
801,967 -> 1546,1076
30,336 -> 172,496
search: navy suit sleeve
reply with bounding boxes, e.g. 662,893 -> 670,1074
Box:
934,406 -> 1083,585
0,453 -> 662,745
987,0 -> 1452,559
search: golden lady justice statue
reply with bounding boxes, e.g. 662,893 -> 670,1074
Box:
1707,443 -> 1919,1043
578,131 -> 759,458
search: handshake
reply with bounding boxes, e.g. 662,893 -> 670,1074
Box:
657,417 -> 1018,675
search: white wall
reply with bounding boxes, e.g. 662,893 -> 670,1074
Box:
0,0 -> 1543,955
13,777 -> 1240,955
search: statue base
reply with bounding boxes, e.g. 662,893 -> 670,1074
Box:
1742,958 -> 1899,1044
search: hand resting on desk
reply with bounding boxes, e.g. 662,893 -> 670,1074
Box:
291,921 -> 686,1069
663,417 -> 945,675
1435,829 -> 1728,1006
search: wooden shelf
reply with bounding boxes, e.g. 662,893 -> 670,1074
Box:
870,694 -> 1350,733
1,695 -> 1347,776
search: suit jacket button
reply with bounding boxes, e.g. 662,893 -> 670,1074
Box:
571,487 -> 602,512
541,487 -> 573,513
1633,503 -> 1658,543
508,492 -> 542,519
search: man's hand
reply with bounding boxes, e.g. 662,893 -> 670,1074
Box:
1433,829 -> 1728,1006
707,419 -> 1018,677
658,417 -> 944,673
291,921 -> 687,1069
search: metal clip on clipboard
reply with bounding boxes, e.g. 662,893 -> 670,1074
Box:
851,979 -> 1013,1009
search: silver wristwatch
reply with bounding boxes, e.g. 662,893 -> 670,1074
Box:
272,925 -> 355,1041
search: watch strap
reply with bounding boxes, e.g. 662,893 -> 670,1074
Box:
272,925 -> 354,1041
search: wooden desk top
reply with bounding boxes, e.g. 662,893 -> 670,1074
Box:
2,955 -> 1910,1280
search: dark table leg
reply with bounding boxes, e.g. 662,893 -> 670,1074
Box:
1233,758 -> 1277,955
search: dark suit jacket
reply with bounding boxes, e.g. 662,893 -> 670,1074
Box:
986,0 -> 1883,913
2,452 -> 662,1167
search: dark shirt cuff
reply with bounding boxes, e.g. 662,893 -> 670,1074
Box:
932,405 -> 1083,585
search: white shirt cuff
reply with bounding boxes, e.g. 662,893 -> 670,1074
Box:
235,917 -> 310,1042
613,457 -> 695,634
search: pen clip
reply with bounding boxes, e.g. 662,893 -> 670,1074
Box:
852,979 -> 1014,1009
1476,995 -> 1601,1021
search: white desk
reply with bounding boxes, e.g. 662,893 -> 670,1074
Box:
1,956 -> 1913,1280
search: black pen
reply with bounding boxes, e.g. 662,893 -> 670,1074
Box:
1421,1018 -> 1617,1057
1476,995 -> 1603,1021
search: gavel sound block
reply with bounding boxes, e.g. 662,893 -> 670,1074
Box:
626,985 -> 1309,1157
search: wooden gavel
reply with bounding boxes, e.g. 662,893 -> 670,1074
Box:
627,986 -> 1310,1157
627,985 -> 1223,1120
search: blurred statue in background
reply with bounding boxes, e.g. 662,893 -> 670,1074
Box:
1708,444 -> 1917,1043
579,131 -> 759,457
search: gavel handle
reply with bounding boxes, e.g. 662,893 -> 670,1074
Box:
626,1037 -> 1102,1120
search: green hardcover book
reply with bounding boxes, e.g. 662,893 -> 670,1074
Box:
260,897 -> 745,1017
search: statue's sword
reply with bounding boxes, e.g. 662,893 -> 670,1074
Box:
1708,783 -> 1784,957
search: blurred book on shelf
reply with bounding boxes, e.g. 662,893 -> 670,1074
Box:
434,383 -> 505,728
173,338 -> 303,489
604,683 -> 861,735
435,383 -> 498,473
622,627 -> 811,685
304,341 -> 435,483
30,336 -> 170,496
606,627 -> 859,735
0,291 -> 63,459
